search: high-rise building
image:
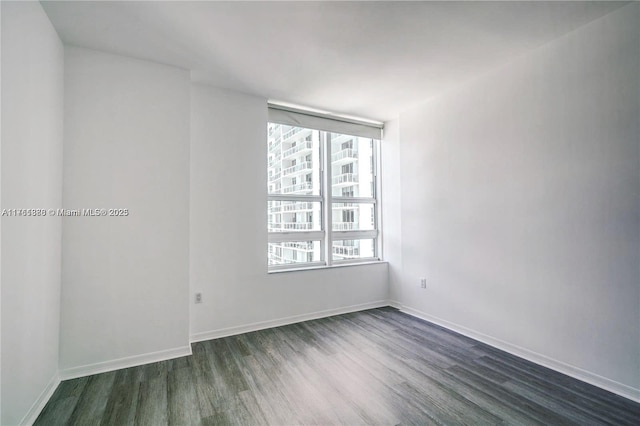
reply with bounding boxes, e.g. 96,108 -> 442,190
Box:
268,123 -> 375,266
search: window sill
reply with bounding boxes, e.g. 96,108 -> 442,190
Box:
268,260 -> 386,274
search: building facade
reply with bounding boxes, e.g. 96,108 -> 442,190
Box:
267,123 -> 376,266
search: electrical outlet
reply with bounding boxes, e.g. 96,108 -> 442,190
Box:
420,278 -> 427,289
195,293 -> 203,304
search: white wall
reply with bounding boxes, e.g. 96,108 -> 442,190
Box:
1,3 -> 3,421
1,1 -> 64,424
60,47 -> 191,374
394,3 -> 639,399
190,84 -> 389,339
381,119 -> 403,305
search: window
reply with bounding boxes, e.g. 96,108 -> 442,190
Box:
342,186 -> 354,197
267,105 -> 382,270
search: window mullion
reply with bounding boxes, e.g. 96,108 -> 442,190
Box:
268,231 -> 325,243
330,196 -> 376,204
373,139 -> 381,259
332,230 -> 378,240
268,194 -> 322,203
322,131 -> 333,266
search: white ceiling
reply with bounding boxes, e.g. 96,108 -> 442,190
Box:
41,1 -> 626,121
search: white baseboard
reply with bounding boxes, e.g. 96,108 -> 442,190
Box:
190,300 -> 390,342
59,345 -> 193,381
388,299 -> 403,310
400,305 -> 640,404
20,373 -> 60,426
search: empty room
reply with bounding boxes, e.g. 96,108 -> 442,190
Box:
1,0 -> 639,425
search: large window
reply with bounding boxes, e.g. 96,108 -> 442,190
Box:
267,105 -> 382,270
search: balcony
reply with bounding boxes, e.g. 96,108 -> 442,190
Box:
283,202 -> 314,212
268,252 -> 285,264
283,127 -> 313,142
268,223 -> 283,231
331,148 -> 358,165
282,161 -> 312,177
333,222 -> 355,231
268,171 -> 281,181
283,182 -> 312,194
268,140 -> 282,152
282,141 -> 313,159
333,245 -> 359,257
332,173 -> 357,187
281,241 -> 314,251
332,203 -> 355,209
268,158 -> 279,168
281,127 -> 302,141
283,222 -> 313,230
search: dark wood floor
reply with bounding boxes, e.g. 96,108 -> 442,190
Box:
35,307 -> 639,425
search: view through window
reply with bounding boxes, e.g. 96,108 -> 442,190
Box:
268,120 -> 380,269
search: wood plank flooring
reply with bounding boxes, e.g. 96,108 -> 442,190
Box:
35,307 -> 640,425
